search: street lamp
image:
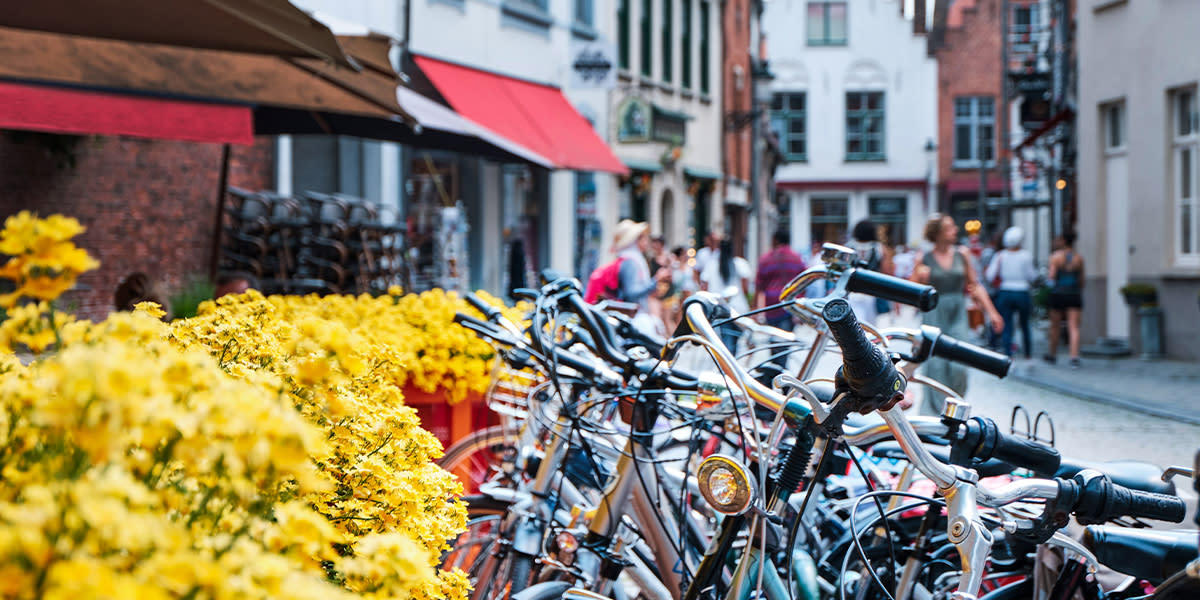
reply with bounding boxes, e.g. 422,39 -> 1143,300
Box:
748,58 -> 775,259
923,138 -> 937,215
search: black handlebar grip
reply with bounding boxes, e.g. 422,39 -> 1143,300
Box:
1119,488 -> 1189,524
540,268 -> 566,285
822,299 -> 905,404
548,347 -> 605,382
846,270 -> 939,312
822,298 -> 873,361
562,293 -> 630,367
988,428 -> 1061,477
511,288 -> 539,302
463,291 -> 502,322
1070,470 -> 1187,525
932,333 -> 1012,378
453,311 -> 498,333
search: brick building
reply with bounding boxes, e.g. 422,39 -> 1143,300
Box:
931,0 -> 1057,253
720,0 -> 754,254
0,134 -> 272,320
930,0 -> 1007,237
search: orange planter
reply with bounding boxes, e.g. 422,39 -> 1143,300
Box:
402,384 -> 493,449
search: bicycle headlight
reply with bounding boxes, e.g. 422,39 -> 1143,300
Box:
696,454 -> 757,516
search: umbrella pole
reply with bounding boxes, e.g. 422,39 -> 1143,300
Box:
210,143 -> 232,281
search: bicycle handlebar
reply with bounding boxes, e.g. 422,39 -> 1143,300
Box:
463,291 -> 503,322
821,298 -> 906,410
928,331 -> 1011,378
1065,469 -> 1187,524
881,326 -> 1012,378
845,269 -> 939,312
958,416 -> 1061,477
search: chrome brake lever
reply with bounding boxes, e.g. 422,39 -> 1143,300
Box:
772,373 -> 831,424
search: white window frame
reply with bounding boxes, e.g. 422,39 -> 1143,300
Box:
1173,87 -> 1199,264
953,96 -> 996,168
1104,102 -> 1126,153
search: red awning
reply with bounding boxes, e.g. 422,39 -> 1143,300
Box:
413,55 -> 628,175
0,81 -> 254,145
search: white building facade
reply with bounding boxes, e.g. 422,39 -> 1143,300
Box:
609,0 -> 724,252
287,0 -> 623,292
764,0 -> 937,256
1077,0 -> 1200,359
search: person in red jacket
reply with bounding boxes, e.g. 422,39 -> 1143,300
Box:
754,229 -> 807,368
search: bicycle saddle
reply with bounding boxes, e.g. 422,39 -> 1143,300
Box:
1056,458 -> 1176,496
1083,525 -> 1199,585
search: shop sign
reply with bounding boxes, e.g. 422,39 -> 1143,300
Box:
651,105 -> 688,145
569,39 -> 616,89
617,97 -> 651,143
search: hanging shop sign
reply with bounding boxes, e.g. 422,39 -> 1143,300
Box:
569,39 -> 617,89
650,105 -> 688,145
617,98 -> 691,145
617,97 -> 651,142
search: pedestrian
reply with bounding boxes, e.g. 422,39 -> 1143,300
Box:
114,272 -> 172,320
891,243 -> 917,318
985,227 -> 1038,359
910,214 -> 1004,414
754,229 -> 808,368
699,238 -> 751,353
979,232 -> 1005,352
610,220 -> 670,335
1045,231 -> 1085,368
214,271 -> 260,299
693,231 -> 722,288
845,219 -> 893,325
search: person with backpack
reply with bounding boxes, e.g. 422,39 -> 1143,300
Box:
584,220 -> 669,334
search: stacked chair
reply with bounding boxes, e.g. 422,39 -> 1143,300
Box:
220,187 -> 410,295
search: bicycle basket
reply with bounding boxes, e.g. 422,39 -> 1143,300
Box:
485,359 -> 542,419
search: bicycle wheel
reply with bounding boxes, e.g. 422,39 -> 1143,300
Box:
442,494 -> 539,600
441,495 -> 510,574
439,425 -> 518,494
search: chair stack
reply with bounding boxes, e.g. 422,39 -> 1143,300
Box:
220,187 -> 411,295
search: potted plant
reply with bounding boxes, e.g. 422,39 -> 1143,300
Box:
1120,283 -> 1158,308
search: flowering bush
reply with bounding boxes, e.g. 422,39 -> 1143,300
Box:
0,212 -> 513,599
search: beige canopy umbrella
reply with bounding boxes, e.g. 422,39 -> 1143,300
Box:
0,0 -> 357,68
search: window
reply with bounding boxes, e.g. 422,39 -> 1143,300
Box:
954,96 -> 996,167
811,197 -> 849,247
502,0 -> 552,28
1105,102 -> 1124,150
807,1 -> 847,46
618,0 -> 630,69
640,0 -> 652,77
869,196 -> 908,246
291,136 -> 365,197
699,1 -> 710,94
1174,88 -> 1198,258
574,0 -> 593,29
770,92 -> 807,161
846,92 -> 885,161
681,0 -> 692,89
662,0 -> 673,82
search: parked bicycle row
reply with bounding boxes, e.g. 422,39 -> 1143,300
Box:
439,242 -> 1199,600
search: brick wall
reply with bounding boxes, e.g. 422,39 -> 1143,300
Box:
935,0 -> 1004,199
722,0 -> 751,186
722,0 -> 752,255
0,132 -> 273,321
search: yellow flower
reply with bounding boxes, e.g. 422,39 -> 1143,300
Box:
132,301 -> 167,320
